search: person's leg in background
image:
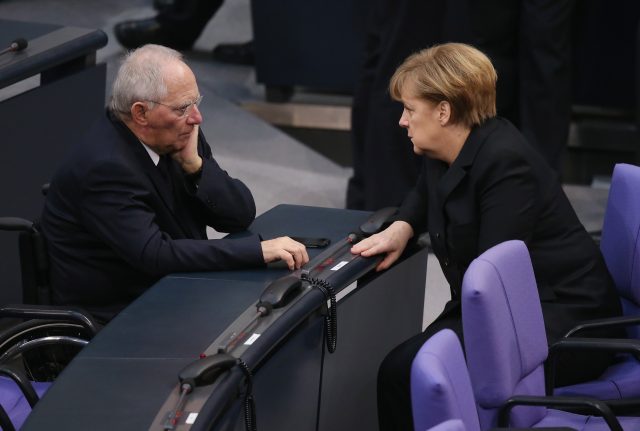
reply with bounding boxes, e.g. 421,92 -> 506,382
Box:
347,0 -> 447,211
346,0 -> 384,210
469,0 -> 576,173
468,0 -> 520,128
518,0 -> 576,173
114,0 -> 224,50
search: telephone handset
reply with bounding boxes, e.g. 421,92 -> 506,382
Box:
357,206 -> 398,238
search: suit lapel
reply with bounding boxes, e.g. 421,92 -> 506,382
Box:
109,115 -> 193,238
436,117 -> 500,205
162,160 -> 204,240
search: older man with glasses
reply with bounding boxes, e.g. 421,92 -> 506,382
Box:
40,44 -> 307,323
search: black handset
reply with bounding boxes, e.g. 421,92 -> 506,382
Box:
179,353 -> 237,388
291,236 -> 331,248
359,207 -> 398,237
257,274 -> 303,311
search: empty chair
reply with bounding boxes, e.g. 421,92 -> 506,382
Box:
461,240 -> 640,430
555,163 -> 640,399
601,163 -> 640,331
411,329 -> 481,431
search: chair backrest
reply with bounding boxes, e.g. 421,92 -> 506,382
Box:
410,329 -> 481,431
461,240 -> 548,429
600,163 -> 640,337
0,217 -> 52,305
18,224 -> 51,305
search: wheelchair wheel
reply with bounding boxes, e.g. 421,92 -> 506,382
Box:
0,319 -> 91,382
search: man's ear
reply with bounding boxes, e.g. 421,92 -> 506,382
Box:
130,102 -> 149,126
438,101 -> 451,126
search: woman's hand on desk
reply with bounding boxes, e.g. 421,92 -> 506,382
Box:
350,221 -> 414,271
261,237 -> 309,270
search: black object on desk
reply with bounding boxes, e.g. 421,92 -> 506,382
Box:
0,19 -> 107,305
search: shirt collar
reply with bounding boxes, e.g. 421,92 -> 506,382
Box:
139,140 -> 160,166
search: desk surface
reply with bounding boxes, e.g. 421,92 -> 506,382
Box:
0,19 -> 107,88
23,205 -> 372,430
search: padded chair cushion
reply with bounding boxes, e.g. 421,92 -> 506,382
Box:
621,298 -> 640,340
411,329 -> 480,431
600,164 -> 640,311
462,239 -> 640,430
462,240 -> 548,428
555,356 -> 640,399
558,163 -> 640,399
427,419 -> 467,431
462,241 -> 548,401
536,408 -> 640,430
0,377 -> 50,430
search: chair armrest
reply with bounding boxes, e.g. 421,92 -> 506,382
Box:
545,337 -> 640,395
564,315 -> 640,338
498,394 -> 621,430
0,217 -> 35,232
0,304 -> 100,336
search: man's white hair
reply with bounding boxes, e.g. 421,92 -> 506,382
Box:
109,44 -> 184,119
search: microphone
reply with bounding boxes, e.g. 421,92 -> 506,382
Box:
0,38 -> 28,57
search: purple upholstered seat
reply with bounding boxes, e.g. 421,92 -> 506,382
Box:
0,377 -> 50,430
410,329 -> 481,431
461,240 -> 640,430
426,419 -> 467,431
555,163 -> 640,399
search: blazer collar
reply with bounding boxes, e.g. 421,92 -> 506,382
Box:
436,117 -> 501,201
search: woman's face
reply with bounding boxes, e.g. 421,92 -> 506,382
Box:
398,91 -> 444,158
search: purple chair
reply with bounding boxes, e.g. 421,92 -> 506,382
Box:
461,240 -> 640,430
555,163 -> 640,400
410,329 -> 481,431
0,377 -> 50,430
426,419 -> 467,431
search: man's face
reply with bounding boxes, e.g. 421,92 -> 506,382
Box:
143,62 -> 203,155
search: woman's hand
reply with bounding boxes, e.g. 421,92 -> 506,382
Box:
261,236 -> 309,270
350,221 -> 414,271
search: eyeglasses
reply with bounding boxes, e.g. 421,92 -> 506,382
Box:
147,95 -> 203,117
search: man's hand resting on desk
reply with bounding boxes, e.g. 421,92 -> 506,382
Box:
261,237 -> 309,270
350,221 -> 414,271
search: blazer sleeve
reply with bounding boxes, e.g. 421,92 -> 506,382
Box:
79,159 -> 263,278
181,131 -> 257,233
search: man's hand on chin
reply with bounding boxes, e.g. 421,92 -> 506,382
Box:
173,125 -> 202,174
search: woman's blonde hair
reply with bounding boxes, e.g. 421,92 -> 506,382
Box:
390,43 -> 497,128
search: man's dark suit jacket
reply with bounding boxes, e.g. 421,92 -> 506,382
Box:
397,116 -> 621,343
41,110 -> 263,321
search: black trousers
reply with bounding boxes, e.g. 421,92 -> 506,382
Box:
469,0 -> 576,172
346,0 -> 448,211
156,0 -> 225,44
